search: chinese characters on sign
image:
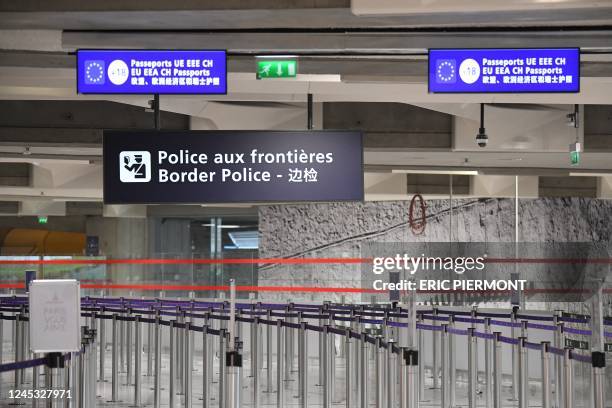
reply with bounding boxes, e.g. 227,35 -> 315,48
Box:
77,50 -> 226,94
429,48 -> 580,93
104,131 -> 363,204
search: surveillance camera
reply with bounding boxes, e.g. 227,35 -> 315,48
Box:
476,129 -> 488,148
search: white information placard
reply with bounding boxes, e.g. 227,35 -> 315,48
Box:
29,279 -> 81,353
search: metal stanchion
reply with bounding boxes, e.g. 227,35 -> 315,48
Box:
120,309 -> 126,373
441,325 -> 449,408
467,328 -> 477,408
201,324 -> 210,407
328,321 -> 336,404
219,329 -> 227,408
226,349 -> 242,408
266,312 -> 273,393
300,321 -> 308,408
277,320 -> 285,407
399,348 -> 418,408
184,322 -> 193,408
344,329 -> 352,408
541,342 -> 551,408
153,316 -> 161,408
518,337 -> 528,408
448,316 -> 456,407
63,353 -> 70,408
417,316 -> 425,401
360,333 -> 368,408
387,340 -> 396,408
251,319 -> 258,408
132,315 -> 142,408
98,308 -> 106,382
147,310 -> 154,377
375,337 -> 384,408
432,308 -> 439,389
563,348 -> 573,408
591,351 -> 605,408
169,320 -> 176,408
319,315 -> 325,387
554,321 -> 565,408
126,310 -> 133,386
251,314 -> 258,377
484,318 -> 493,408
284,306 -> 292,381
109,314 -> 120,402
322,325 -> 330,408
511,307 -> 519,401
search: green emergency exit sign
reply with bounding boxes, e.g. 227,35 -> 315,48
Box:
256,60 -> 297,79
570,150 -> 580,166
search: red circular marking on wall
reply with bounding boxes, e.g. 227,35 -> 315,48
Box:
409,194 -> 427,235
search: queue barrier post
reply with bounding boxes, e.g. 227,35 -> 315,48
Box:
518,337 -> 528,408
563,348 -> 574,408
184,322 -> 193,408
169,320 -> 176,408
591,351 -> 605,408
276,320 -> 285,408
360,332 -> 369,408
541,342 -> 551,408
299,321 -> 308,408
132,315 -> 142,407
467,328 -> 477,408
441,324 -> 449,408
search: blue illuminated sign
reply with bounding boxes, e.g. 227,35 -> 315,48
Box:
429,48 -> 580,93
77,50 -> 226,94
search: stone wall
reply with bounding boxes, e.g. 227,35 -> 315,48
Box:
258,198 -> 612,301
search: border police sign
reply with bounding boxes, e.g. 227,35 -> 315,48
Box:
429,48 -> 579,93
77,50 -> 227,94
103,130 -> 364,204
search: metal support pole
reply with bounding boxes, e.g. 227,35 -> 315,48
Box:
484,318 -> 493,408
518,337 -> 528,408
226,349 -> 242,408
126,311 -> 133,385
266,313 -> 273,393
418,316 -> 425,401
319,316 -> 325,386
184,322 -> 193,408
307,93 -> 313,130
345,329 -> 352,408
441,325 -> 449,408
376,337 -> 384,408
110,314 -> 119,402
277,320 -> 285,407
201,324 -> 210,408
592,351 -> 605,408
541,342 -> 551,408
449,316 -> 456,407
300,321 -> 308,408
387,340 -> 396,408
360,333 -> 368,408
432,308 -> 439,389
99,311 -> 105,382
153,316 -> 161,408
467,328 -> 477,408
563,348 -> 573,408
153,93 -> 161,129
147,312 -> 153,376
554,320 -> 565,408
219,329 -> 227,408
511,308 -> 519,401
133,316 -> 142,407
251,319 -> 258,408
399,348 -> 418,408
169,320 -> 176,408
